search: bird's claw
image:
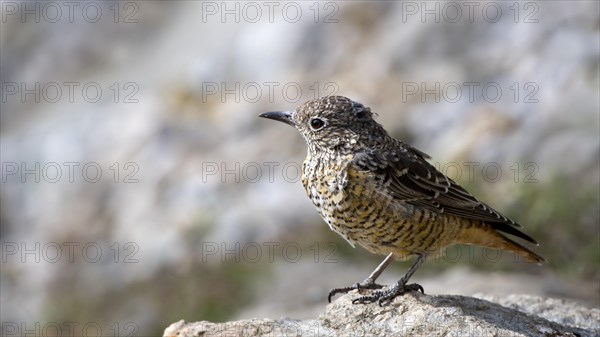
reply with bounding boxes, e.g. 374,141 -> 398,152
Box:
352,283 -> 424,306
328,278 -> 384,303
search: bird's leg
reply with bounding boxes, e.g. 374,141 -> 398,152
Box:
328,253 -> 394,303
353,253 -> 428,306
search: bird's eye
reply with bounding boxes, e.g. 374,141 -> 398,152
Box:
309,118 -> 325,130
355,110 -> 366,119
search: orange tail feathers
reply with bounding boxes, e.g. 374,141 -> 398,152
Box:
459,225 -> 546,264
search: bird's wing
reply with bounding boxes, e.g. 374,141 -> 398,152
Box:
351,144 -> 537,244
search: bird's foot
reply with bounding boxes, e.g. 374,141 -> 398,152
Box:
328,278 -> 384,303
352,282 -> 424,306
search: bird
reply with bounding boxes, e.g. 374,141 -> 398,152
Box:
259,95 -> 544,306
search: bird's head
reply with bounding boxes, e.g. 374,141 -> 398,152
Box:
259,96 -> 387,154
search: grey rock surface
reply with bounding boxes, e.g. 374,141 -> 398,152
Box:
164,293 -> 599,337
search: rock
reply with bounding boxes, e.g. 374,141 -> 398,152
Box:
163,293 -> 598,337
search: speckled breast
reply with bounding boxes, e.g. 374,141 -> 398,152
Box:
301,154 -> 405,255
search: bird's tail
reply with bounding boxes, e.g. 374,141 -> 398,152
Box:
458,223 -> 546,264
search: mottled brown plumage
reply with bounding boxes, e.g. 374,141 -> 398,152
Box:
259,96 -> 544,305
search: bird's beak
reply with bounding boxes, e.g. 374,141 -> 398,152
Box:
258,111 -> 294,126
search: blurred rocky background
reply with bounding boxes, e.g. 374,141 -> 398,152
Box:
1,1 -> 598,336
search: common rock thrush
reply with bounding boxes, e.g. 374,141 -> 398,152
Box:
259,96 -> 544,306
